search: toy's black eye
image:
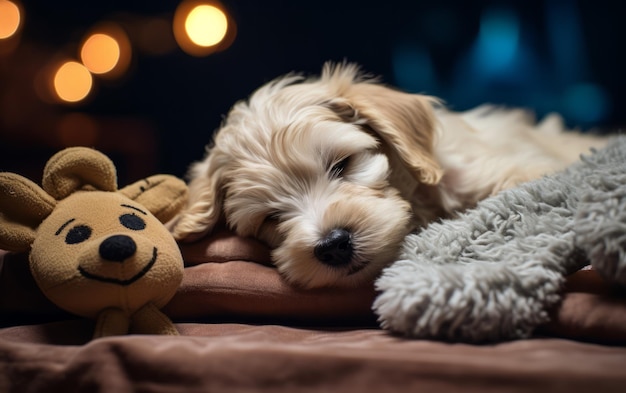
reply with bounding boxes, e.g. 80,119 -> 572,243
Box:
120,213 -> 146,231
330,157 -> 349,179
66,225 -> 92,244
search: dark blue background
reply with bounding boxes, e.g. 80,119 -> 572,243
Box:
2,0 -> 625,181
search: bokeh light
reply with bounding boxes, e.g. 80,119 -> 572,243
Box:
80,23 -> 131,79
0,0 -> 21,39
173,0 -> 236,56
475,7 -> 520,75
185,5 -> 227,47
562,83 -> 611,125
53,61 -> 93,103
81,33 -> 120,74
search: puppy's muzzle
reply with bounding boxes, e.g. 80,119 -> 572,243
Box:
314,228 -> 353,266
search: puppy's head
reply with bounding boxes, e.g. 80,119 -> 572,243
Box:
171,62 -> 442,288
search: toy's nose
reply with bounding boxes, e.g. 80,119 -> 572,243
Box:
99,235 -> 137,262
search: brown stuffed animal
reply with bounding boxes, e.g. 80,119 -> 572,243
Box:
0,147 -> 187,338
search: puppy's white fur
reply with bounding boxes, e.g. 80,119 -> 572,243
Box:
171,62 -> 608,288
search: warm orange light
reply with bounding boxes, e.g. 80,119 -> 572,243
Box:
81,33 -> 120,74
0,0 -> 21,39
53,61 -> 93,103
79,23 -> 131,79
173,0 -> 236,57
185,5 -> 227,47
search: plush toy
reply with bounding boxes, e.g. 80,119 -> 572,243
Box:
0,147 -> 188,339
374,136 -> 626,342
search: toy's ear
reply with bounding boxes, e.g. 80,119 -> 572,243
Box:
119,175 -> 188,223
43,147 -> 118,199
0,173 -> 56,251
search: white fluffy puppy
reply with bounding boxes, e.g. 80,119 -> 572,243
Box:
170,62 -> 608,288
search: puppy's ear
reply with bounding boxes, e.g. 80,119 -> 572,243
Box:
169,151 -> 226,242
329,83 -> 443,185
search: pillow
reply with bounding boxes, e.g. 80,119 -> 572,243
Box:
1,228 -> 625,343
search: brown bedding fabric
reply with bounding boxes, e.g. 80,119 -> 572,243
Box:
2,228 -> 626,342
2,230 -> 626,392
1,322 -> 626,393
0,229 -> 378,327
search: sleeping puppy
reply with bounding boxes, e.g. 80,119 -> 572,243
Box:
170,62 -> 608,288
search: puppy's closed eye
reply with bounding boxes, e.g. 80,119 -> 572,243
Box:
329,157 -> 350,179
257,213 -> 282,248
263,212 -> 280,224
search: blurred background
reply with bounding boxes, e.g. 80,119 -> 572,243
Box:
1,0 -> 624,184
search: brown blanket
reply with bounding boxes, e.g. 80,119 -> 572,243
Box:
1,228 -> 626,392
2,323 -> 626,393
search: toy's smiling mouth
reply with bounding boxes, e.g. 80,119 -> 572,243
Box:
78,247 -> 158,286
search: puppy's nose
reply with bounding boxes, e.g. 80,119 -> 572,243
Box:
99,235 -> 137,262
314,228 -> 353,266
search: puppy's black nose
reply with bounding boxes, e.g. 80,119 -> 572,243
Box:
99,235 -> 137,262
314,228 -> 353,266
